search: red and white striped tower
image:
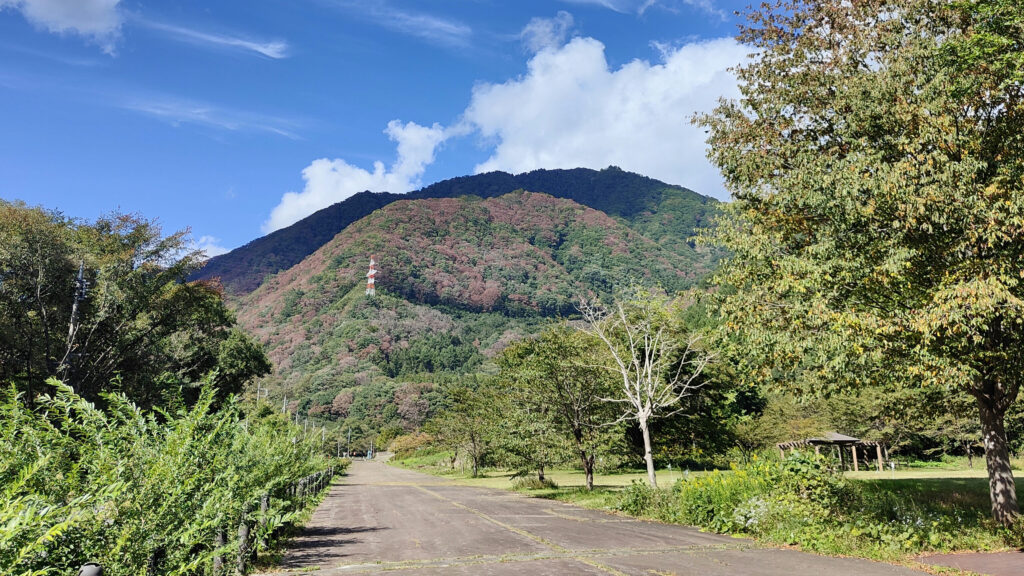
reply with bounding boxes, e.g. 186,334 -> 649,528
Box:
365,256 -> 376,296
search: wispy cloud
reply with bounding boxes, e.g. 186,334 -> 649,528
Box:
0,61 -> 302,139
0,42 -> 106,67
121,96 -> 302,139
561,0 -> 629,13
561,0 -> 725,18
323,1 -> 471,47
521,11 -> 575,54
133,17 -> 289,59
680,0 -> 727,19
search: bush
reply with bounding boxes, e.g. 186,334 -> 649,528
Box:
512,476 -> 559,490
389,432 -> 433,458
0,381 -> 336,576
614,451 -> 1012,558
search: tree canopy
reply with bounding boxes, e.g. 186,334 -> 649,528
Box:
0,201 -> 270,408
700,0 -> 1024,524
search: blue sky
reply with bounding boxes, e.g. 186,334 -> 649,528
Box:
0,0 -> 749,256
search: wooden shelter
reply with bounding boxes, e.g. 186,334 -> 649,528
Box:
777,432 -> 885,472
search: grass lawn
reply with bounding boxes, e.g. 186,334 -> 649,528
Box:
391,451 -> 706,491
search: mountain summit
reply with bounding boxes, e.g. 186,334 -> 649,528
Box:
192,167 -> 719,295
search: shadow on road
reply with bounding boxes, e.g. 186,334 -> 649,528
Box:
280,525 -> 384,567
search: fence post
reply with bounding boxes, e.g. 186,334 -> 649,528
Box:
257,493 -> 269,552
213,529 -> 225,575
237,503 -> 251,575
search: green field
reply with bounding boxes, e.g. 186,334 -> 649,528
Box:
394,453 -> 1009,488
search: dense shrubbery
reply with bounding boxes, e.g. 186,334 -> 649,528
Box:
617,452 -> 1015,558
1,381 -> 340,576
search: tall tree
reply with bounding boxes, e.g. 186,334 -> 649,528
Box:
424,383 -> 498,477
579,289 -> 712,487
699,0 -> 1024,524
498,325 -> 617,490
0,201 -> 271,408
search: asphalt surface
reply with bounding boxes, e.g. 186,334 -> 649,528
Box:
264,460 -> 926,575
919,551 -> 1024,576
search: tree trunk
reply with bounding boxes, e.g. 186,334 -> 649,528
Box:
537,465 -> 545,483
639,416 -> 657,488
978,396 -> 1019,526
580,450 -> 595,491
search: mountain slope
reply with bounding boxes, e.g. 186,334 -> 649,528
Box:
195,167 -> 719,295
235,192 -> 706,432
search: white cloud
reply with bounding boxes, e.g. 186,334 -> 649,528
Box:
0,0 -> 122,52
521,11 -> 575,54
195,235 -> 230,259
135,18 -> 289,59
265,34 -> 742,231
463,36 -> 744,198
263,120 -> 447,233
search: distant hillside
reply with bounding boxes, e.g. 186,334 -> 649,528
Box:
235,192 -> 708,434
194,192 -> 403,294
193,167 -> 719,295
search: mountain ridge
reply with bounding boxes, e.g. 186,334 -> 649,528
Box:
193,167 -> 719,295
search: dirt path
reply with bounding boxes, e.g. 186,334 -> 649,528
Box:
262,460 -> 924,575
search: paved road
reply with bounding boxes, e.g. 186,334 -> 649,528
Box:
264,460 -> 924,575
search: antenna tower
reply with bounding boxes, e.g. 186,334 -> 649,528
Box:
365,256 -> 376,296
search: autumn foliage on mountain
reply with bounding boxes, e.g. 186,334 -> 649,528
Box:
194,167 -> 719,295
231,185 -> 717,438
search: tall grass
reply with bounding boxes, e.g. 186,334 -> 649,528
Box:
0,381 -> 339,576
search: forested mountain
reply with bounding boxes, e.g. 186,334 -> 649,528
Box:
193,166 -> 719,295
234,190 -> 714,441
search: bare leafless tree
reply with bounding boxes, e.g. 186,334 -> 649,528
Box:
578,290 -> 713,487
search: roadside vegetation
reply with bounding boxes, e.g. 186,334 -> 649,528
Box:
0,203 -> 340,575
1,382 -> 344,576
